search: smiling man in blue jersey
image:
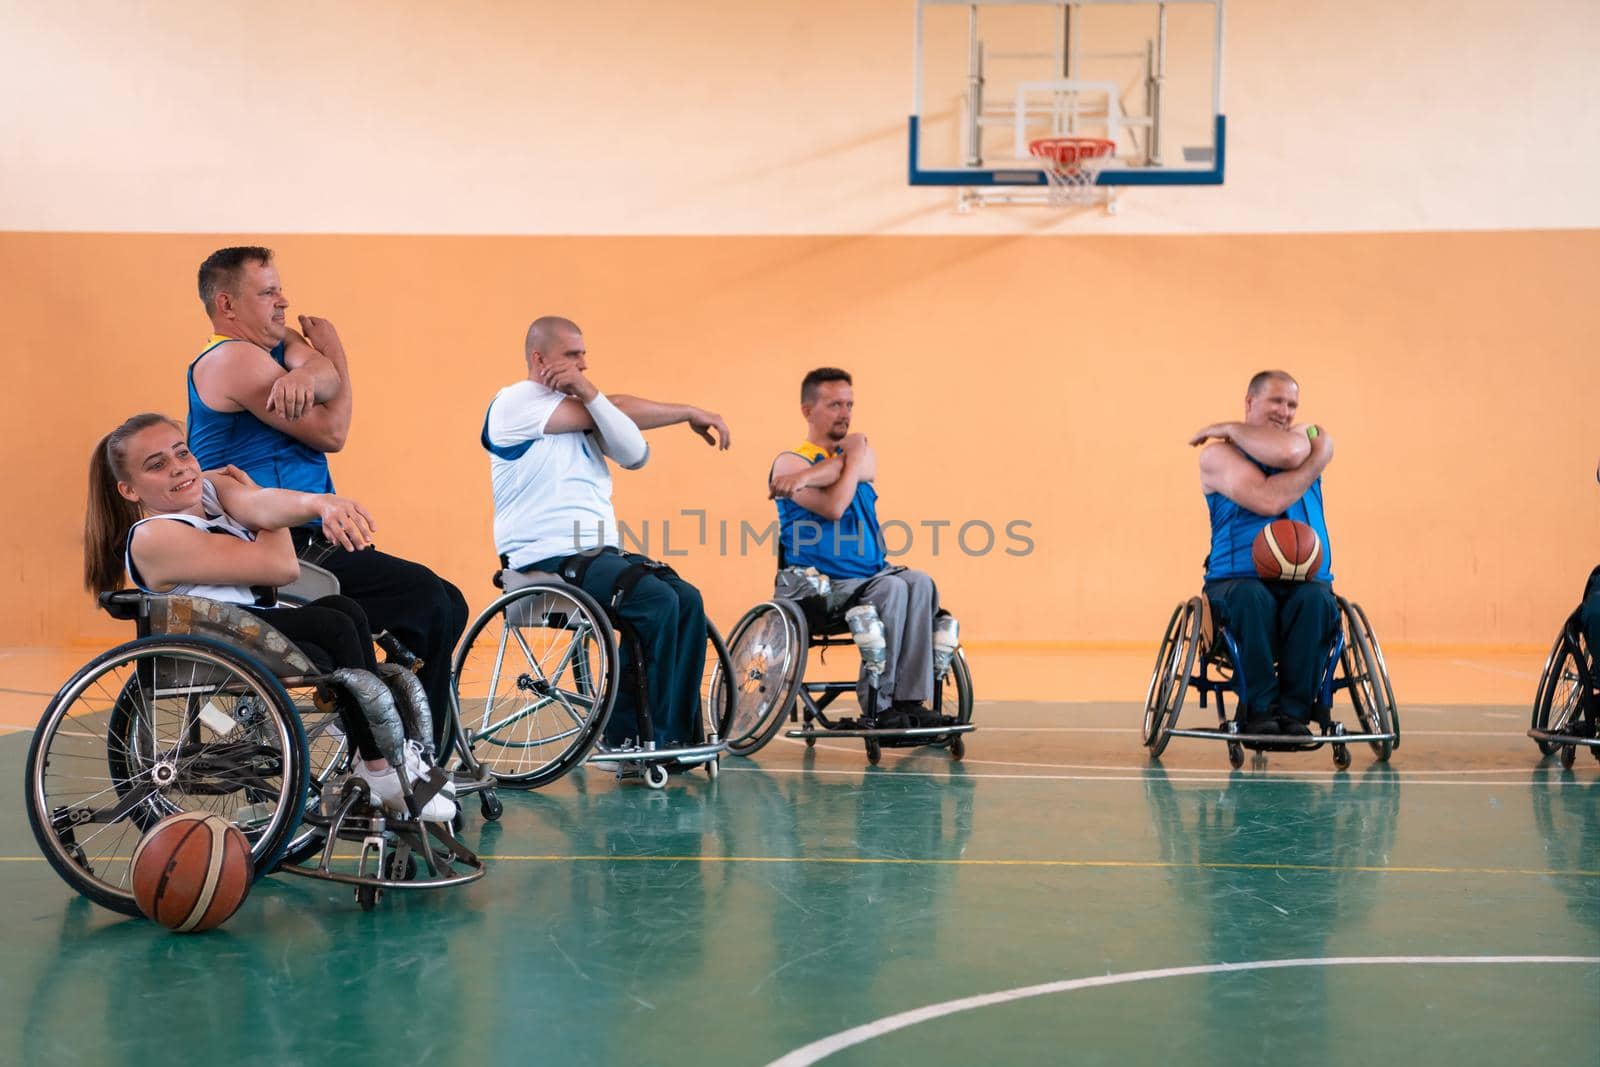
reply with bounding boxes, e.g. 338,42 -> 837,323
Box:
484,315 -> 731,752
769,368 -> 939,728
186,246 -> 468,747
1190,370 -> 1338,738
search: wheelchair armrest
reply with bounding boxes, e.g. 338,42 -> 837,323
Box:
97,591 -> 147,622
500,568 -> 564,593
279,560 -> 340,603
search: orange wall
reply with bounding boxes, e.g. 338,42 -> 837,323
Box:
1,230 -> 1595,650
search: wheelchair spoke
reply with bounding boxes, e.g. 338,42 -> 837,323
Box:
455,584 -> 615,782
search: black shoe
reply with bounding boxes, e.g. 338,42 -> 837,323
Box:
891,700 -> 930,727
1278,716 -> 1313,738
875,709 -> 912,731
1240,717 -> 1280,736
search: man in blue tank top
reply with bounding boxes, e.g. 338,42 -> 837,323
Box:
770,368 -> 938,726
1191,370 -> 1338,737
187,246 -> 467,746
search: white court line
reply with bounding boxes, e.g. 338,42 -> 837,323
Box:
974,726 -> 1531,738
722,765 -> 1590,788
766,955 -> 1600,1067
772,736 -> 1566,777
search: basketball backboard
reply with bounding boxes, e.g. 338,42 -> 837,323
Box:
910,0 -> 1226,209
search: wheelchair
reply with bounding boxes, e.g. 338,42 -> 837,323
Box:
1142,591 -> 1399,769
450,561 -> 734,791
1528,607 -> 1599,769
278,555 -> 504,825
24,591 -> 485,917
720,582 -> 975,766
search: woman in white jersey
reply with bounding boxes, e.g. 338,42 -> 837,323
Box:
84,412 -> 452,820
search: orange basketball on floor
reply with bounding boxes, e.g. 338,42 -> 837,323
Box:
130,812 -> 253,933
1252,518 -> 1322,581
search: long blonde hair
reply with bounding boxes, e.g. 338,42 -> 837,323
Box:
84,413 -> 184,594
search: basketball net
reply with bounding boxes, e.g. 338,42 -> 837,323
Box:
1028,137 -> 1116,208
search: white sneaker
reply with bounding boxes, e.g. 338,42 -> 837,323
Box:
403,739 -> 457,798
589,739 -> 636,767
354,760 -> 457,822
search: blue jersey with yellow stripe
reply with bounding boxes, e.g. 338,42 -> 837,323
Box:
775,440 -> 887,580
187,334 -> 335,497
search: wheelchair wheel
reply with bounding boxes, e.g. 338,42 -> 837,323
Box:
936,647 -> 975,728
701,621 -> 736,743
723,600 -> 807,757
1338,599 -> 1395,762
1349,600 -> 1401,750
25,637 -> 308,918
451,582 -> 619,788
278,688 -> 356,868
1531,628 -> 1586,757
1144,599 -> 1202,757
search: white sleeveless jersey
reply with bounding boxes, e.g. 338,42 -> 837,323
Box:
124,478 -> 275,606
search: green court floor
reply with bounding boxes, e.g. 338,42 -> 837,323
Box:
2,701 -> 1596,1065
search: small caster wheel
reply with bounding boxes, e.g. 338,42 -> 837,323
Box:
451,810 -> 466,835
705,756 -> 719,780
644,763 -> 669,789
1561,745 -> 1577,770
804,734 -> 817,749
1226,741 -> 1243,769
949,734 -> 966,761
385,851 -> 418,881
480,791 -> 503,821
1332,743 -> 1351,770
356,884 -> 382,912
865,738 -> 882,765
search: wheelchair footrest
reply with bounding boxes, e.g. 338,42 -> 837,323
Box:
784,724 -> 976,740
1167,727 -> 1393,746
1527,728 -> 1600,748
589,740 -> 728,766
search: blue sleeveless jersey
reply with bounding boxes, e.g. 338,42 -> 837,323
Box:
775,441 -> 887,580
1204,456 -> 1334,582
187,334 -> 334,496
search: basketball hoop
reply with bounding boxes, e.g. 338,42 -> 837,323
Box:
1028,137 -> 1116,207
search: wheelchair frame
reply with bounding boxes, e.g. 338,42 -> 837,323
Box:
25,591 -> 484,918
451,566 -> 733,791
1143,592 -> 1400,769
1528,606 -> 1600,769
722,596 -> 975,765
279,558 -> 504,824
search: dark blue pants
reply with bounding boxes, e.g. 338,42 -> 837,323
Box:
1204,578 -> 1339,723
533,549 -> 706,747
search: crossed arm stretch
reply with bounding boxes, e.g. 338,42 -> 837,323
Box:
193,320 -> 354,453
1194,421 -> 1335,516
767,436 -> 878,522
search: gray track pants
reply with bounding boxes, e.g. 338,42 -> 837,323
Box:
832,567 -> 937,714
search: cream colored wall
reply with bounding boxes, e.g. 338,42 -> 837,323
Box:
1,0 -> 1597,235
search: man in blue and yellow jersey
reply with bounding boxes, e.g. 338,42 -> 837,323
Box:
770,368 -> 938,727
1190,370 -> 1338,738
186,246 -> 467,748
